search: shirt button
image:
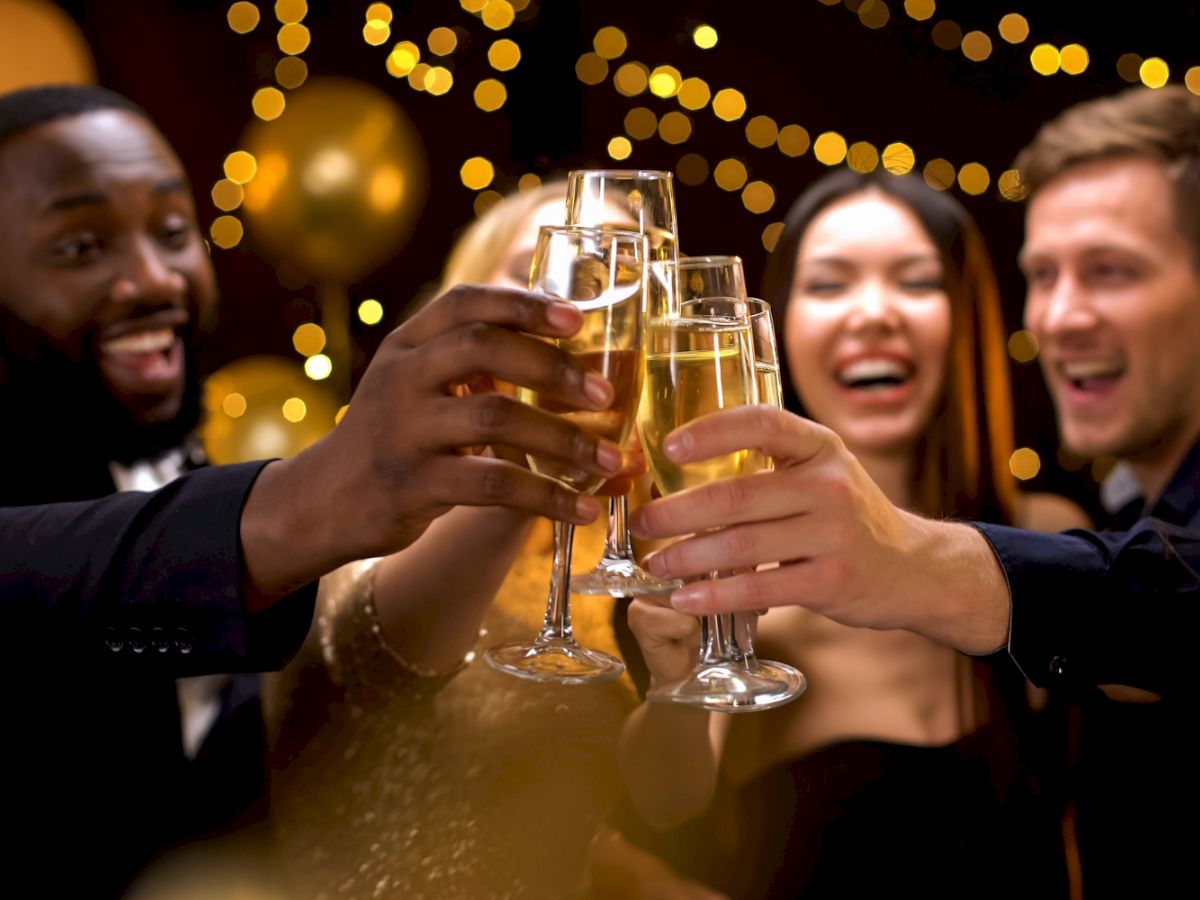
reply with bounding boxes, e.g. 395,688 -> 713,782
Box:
1048,655 -> 1067,677
128,626 -> 147,654
103,628 -> 124,653
151,626 -> 171,654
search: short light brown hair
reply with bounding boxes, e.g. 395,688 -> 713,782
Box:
1016,85 -> 1200,263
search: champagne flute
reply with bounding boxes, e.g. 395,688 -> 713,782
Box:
639,296 -> 805,712
484,224 -> 647,683
565,169 -> 683,598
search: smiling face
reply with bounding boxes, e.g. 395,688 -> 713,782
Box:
784,191 -> 952,457
0,108 -> 217,425
485,198 -> 567,289
1022,155 -> 1200,472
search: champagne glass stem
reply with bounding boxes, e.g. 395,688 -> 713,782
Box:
540,520 -> 577,642
600,496 -> 632,564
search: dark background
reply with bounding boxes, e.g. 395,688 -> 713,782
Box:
47,0 -> 1200,512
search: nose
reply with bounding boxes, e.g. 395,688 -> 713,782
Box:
109,236 -> 187,309
845,279 -> 901,333
1026,270 -> 1098,339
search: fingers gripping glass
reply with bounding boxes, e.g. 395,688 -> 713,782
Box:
564,169 -> 684,598
484,225 -> 647,684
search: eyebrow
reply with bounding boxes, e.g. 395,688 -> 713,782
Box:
42,177 -> 190,215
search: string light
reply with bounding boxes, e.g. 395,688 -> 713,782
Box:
593,26 -> 627,59
693,25 -> 718,49
227,2 -> 260,33
428,26 -> 458,55
475,79 -> 507,111
658,111 -> 692,144
607,136 -> 633,160
1009,448 -> 1041,481
813,131 -> 848,166
357,300 -> 385,325
292,323 -> 326,356
713,158 -> 748,191
460,157 -> 495,190
488,39 -> 521,70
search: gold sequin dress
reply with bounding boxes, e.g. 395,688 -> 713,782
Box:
264,521 -> 637,899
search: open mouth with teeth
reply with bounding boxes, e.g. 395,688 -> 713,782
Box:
836,357 -> 914,392
1059,359 -> 1125,393
95,324 -> 187,399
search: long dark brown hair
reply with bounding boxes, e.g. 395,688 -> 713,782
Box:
761,169 -> 1016,524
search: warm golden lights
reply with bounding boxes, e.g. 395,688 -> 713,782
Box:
518,173 -> 542,192
761,222 -> 784,252
658,111 -> 692,144
252,87 -> 286,120
614,62 -> 649,96
745,115 -> 779,148
424,65 -> 453,95
1117,53 -> 1143,83
357,299 -> 384,325
474,190 -> 502,216
363,19 -> 390,46
428,26 -> 458,55
777,124 -> 810,157
593,26 -> 627,59
304,354 -> 332,381
275,56 -> 307,88
742,181 -> 775,214
813,131 -> 848,166
274,0 -> 306,23
713,158 -> 748,191
1030,43 -> 1060,76
607,136 -> 633,160
1060,44 -> 1089,75
227,2 -> 260,34
693,25 -> 718,49
482,0 -> 515,31
474,78 -> 507,111
961,31 -> 992,62
222,392 -> 248,418
712,88 -> 747,121
1187,67 -> 1200,96
931,20 -> 962,50
489,38 -> 521,70
1007,330 -> 1039,363
624,107 -> 658,140
460,156 -> 495,190
282,397 -> 308,423
998,169 -> 1028,201
576,52 -> 608,85
292,323 -> 326,356
676,77 -> 711,110
847,141 -> 880,174
998,12 -> 1029,43
882,142 -> 915,175
676,153 -> 709,186
223,151 -> 258,184
904,0 -> 935,21
211,179 -> 245,212
277,22 -> 310,55
210,215 -> 244,249
649,65 -> 683,99
1009,447 -> 1041,481
957,162 -> 990,195
388,41 -> 420,77
923,158 -> 955,190
1140,57 -> 1169,88
367,3 -> 394,23
858,0 -> 889,29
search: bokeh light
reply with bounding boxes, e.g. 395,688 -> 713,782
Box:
1186,67 -> 1200,95
388,41 -> 420,77
714,158 -> 748,191
1117,52 -> 1143,82
275,0 -> 306,23
608,136 -> 633,160
518,173 -> 542,192
576,52 -> 608,85
847,141 -> 880,174
489,38 -> 521,70
223,151 -> 257,184
1140,57 -> 1170,88
594,26 -> 627,59
282,397 -> 308,423
367,2 -> 393,22
624,107 -> 658,140
474,190 -> 502,216
277,22 -> 310,55
777,124 -> 810,157
210,215 -> 244,249
1030,43 -> 1060,76
658,111 -> 692,144
858,0 -> 889,29
227,1 -> 260,33
614,62 -> 649,96
363,19 -> 389,46
304,354 -> 332,381
1060,43 -> 1089,74
882,141 -> 915,175
275,56 -> 308,88
358,299 -> 384,325
222,392 -> 247,418
813,131 -> 848,166
649,65 -> 682,98
693,25 -> 718,49
931,20 -> 962,50
428,26 -> 457,55
904,0 -> 935,21
998,168 -> 1028,201
961,31 -> 992,61
677,77 -> 711,110
292,323 -> 326,356
998,12 -> 1028,43
1009,447 -> 1041,481
460,156 -> 495,190
676,153 -> 709,186
252,87 -> 286,120
474,78 -> 507,111
1007,330 -> 1039,363
211,179 -> 245,212
712,88 -> 747,121
745,115 -> 779,148
923,158 -> 955,190
742,181 -> 775,214
424,65 -> 453,95
481,0 -> 515,30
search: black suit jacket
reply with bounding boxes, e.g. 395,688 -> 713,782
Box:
0,462 -> 317,896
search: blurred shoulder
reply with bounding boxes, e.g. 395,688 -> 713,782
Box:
1015,491 -> 1093,533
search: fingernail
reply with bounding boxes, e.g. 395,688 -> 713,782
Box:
596,441 -> 622,474
664,430 -> 691,461
628,508 -> 647,537
670,585 -> 704,612
547,301 -> 580,331
574,495 -> 600,521
584,372 -> 613,407
643,552 -> 667,576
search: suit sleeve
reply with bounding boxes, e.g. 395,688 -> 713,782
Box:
973,519 -> 1200,698
0,461 -> 317,675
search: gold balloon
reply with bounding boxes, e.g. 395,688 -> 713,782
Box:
0,0 -> 95,93
201,355 -> 338,465
240,77 -> 428,285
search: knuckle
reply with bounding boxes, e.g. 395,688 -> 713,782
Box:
724,526 -> 757,559
479,464 -> 517,501
471,394 -> 515,436
457,320 -> 492,357
710,477 -> 748,517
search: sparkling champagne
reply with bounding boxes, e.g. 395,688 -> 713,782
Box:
639,317 -> 757,495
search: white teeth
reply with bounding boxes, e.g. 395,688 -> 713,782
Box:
100,328 -> 175,355
1061,360 -> 1123,380
837,358 -> 909,386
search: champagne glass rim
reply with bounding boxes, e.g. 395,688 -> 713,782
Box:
566,168 -> 674,181
677,254 -> 744,269
537,223 -> 647,242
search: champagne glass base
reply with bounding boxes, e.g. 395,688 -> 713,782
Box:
484,638 -> 626,685
570,558 -> 684,597
647,660 -> 806,713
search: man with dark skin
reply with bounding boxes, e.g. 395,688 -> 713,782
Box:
0,85 -> 623,896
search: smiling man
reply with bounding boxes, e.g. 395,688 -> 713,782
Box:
628,85 -> 1200,897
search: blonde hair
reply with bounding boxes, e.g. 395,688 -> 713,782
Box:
438,181 -> 569,291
